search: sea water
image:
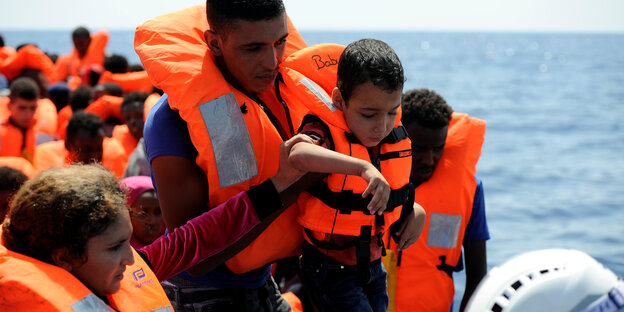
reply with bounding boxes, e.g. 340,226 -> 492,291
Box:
3,30 -> 623,307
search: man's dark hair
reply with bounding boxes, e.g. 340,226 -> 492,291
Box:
121,91 -> 148,111
69,85 -> 92,111
206,0 -> 284,35
337,39 -> 404,103
0,34 -> 4,47
93,83 -> 124,98
401,88 -> 453,129
9,77 -> 38,101
72,27 -> 90,39
104,54 -> 128,74
66,111 -> 103,141
128,64 -> 144,72
0,167 -> 28,192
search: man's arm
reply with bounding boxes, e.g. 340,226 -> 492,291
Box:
460,240 -> 487,312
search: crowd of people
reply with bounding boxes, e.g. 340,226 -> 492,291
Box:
0,1 -> 497,311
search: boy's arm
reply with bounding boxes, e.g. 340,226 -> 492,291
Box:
391,201 -> 426,251
289,141 -> 390,215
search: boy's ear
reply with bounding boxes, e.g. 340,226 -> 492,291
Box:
204,30 -> 222,57
51,248 -> 75,272
331,87 -> 345,111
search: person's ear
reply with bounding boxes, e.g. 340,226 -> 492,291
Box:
204,30 -> 222,57
51,248 -> 75,272
332,87 -> 346,111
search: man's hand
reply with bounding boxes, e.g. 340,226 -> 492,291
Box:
394,202 -> 426,251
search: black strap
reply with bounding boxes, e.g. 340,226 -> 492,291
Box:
381,125 -> 409,144
274,73 -> 295,136
303,227 -> 357,251
307,182 -> 413,215
436,255 -> 463,278
356,226 -> 372,286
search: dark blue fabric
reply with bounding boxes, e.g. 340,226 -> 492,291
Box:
301,243 -> 388,312
463,175 -> 490,249
143,93 -> 270,289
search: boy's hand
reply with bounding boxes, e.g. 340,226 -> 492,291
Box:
394,202 -> 426,251
271,134 -> 315,192
360,163 -> 391,215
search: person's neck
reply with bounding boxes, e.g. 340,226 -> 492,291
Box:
8,117 -> 28,132
214,56 -> 258,99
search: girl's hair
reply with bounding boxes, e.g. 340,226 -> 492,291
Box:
2,165 -> 127,265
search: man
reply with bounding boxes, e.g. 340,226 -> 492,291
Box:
34,111 -> 127,178
135,1 -> 422,311
386,88 -> 489,312
54,26 -> 108,87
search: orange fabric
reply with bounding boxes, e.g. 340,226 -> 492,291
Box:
0,156 -> 37,178
34,98 -> 58,137
57,95 -> 123,140
98,70 -> 153,93
281,292 -> 303,312
0,236 -> 172,311
144,93 -> 160,121
112,124 -> 138,158
34,138 -> 127,179
56,105 -> 73,139
0,45 -> 57,82
85,95 -> 123,121
0,119 -> 36,163
386,113 -> 486,312
0,46 -> 16,63
135,4 -> 311,274
55,30 -> 108,83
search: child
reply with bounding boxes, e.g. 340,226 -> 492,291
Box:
0,77 -> 38,163
0,133 -> 312,310
119,175 -> 165,249
288,39 -> 426,311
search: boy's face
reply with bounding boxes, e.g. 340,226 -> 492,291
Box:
406,122 -> 447,186
73,35 -> 91,57
333,82 -> 401,147
205,13 -> 288,94
121,102 -> 144,140
65,129 -> 104,164
8,97 -> 37,129
130,191 -> 165,246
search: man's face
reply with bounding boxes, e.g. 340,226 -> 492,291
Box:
73,36 -> 91,57
122,102 -> 144,140
334,82 -> 402,147
66,129 -> 104,164
8,97 -> 37,129
406,122 -> 448,186
208,13 -> 288,94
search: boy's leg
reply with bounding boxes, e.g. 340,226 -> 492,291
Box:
364,259 -> 389,312
300,242 -> 374,312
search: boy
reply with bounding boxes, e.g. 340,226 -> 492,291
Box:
0,77 -> 38,163
288,39 -> 426,311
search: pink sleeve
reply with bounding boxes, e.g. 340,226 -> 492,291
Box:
139,191 -> 260,281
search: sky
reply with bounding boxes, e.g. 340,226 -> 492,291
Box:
1,0 -> 623,33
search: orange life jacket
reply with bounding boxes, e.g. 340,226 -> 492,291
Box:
385,113 -> 486,312
55,30 -> 108,84
0,118 -> 36,163
0,156 -> 37,178
144,93 -> 161,121
112,124 -> 139,158
0,237 -> 173,311
0,44 -> 57,82
135,4 -> 312,274
0,46 -> 16,63
98,70 -> 153,93
33,138 -> 127,179
57,95 -> 123,140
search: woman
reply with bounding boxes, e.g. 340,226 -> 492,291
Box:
0,135 -> 312,311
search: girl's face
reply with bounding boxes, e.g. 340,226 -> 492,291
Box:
70,210 -> 135,297
130,191 -> 165,245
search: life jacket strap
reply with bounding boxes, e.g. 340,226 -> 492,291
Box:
356,226 -> 372,286
344,126 -> 409,145
307,183 -> 413,215
303,227 -> 358,251
436,255 -> 463,278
